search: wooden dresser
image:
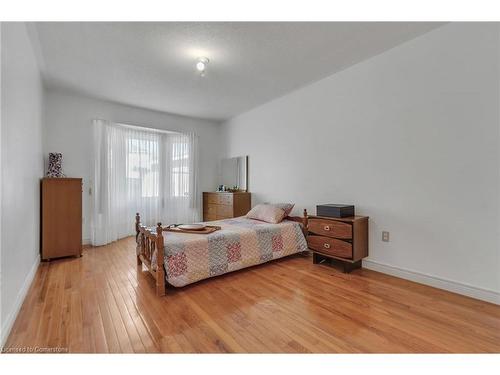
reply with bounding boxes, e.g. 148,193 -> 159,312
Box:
41,178 -> 83,260
203,192 -> 251,221
307,215 -> 368,272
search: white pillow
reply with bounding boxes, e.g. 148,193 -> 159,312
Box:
271,203 -> 295,217
246,204 -> 287,224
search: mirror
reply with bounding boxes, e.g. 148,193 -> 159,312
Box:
219,156 -> 248,192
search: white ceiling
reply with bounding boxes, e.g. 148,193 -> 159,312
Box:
33,22 -> 444,121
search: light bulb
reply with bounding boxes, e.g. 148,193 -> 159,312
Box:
196,61 -> 206,72
196,57 -> 209,74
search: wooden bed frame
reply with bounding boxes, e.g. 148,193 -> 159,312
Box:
135,210 -> 309,297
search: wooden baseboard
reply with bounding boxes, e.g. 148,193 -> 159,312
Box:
362,259 -> 500,305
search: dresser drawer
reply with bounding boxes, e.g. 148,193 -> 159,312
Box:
307,235 -> 352,259
216,205 -> 233,218
204,214 -> 216,222
218,194 -> 233,206
308,218 -> 352,239
205,204 -> 217,216
206,194 -> 218,204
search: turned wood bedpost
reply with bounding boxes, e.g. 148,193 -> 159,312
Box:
135,213 -> 142,266
155,223 -> 166,297
302,209 -> 309,254
135,213 -> 140,240
303,209 -> 308,231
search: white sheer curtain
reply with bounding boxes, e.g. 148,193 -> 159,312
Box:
91,119 -> 200,246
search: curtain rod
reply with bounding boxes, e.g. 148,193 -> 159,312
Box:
95,118 -> 186,135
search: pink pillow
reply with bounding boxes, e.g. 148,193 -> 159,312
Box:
272,203 -> 295,217
246,204 -> 287,224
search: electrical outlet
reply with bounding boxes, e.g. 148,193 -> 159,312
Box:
382,231 -> 390,242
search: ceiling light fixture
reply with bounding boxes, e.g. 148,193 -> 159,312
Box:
196,57 -> 209,76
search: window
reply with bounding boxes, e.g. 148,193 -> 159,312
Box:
91,119 -> 199,246
126,136 -> 160,198
171,142 -> 189,197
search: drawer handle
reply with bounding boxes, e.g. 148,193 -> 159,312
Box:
323,243 -> 331,249
324,225 -> 330,231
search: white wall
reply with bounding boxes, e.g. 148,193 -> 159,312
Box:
44,88 -> 223,242
222,23 -> 500,303
1,23 -> 45,344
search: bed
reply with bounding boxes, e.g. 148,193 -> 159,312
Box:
135,210 -> 309,296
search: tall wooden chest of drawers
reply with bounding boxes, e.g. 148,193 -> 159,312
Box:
41,178 -> 83,260
307,215 -> 368,272
203,192 -> 251,221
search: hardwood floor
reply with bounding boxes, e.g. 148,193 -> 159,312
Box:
4,236 -> 500,353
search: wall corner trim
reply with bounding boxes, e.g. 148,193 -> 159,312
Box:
0,257 -> 40,347
362,259 -> 500,305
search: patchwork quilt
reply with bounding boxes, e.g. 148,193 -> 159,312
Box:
158,217 -> 308,287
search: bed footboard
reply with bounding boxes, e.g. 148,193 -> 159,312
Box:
135,213 -> 166,296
